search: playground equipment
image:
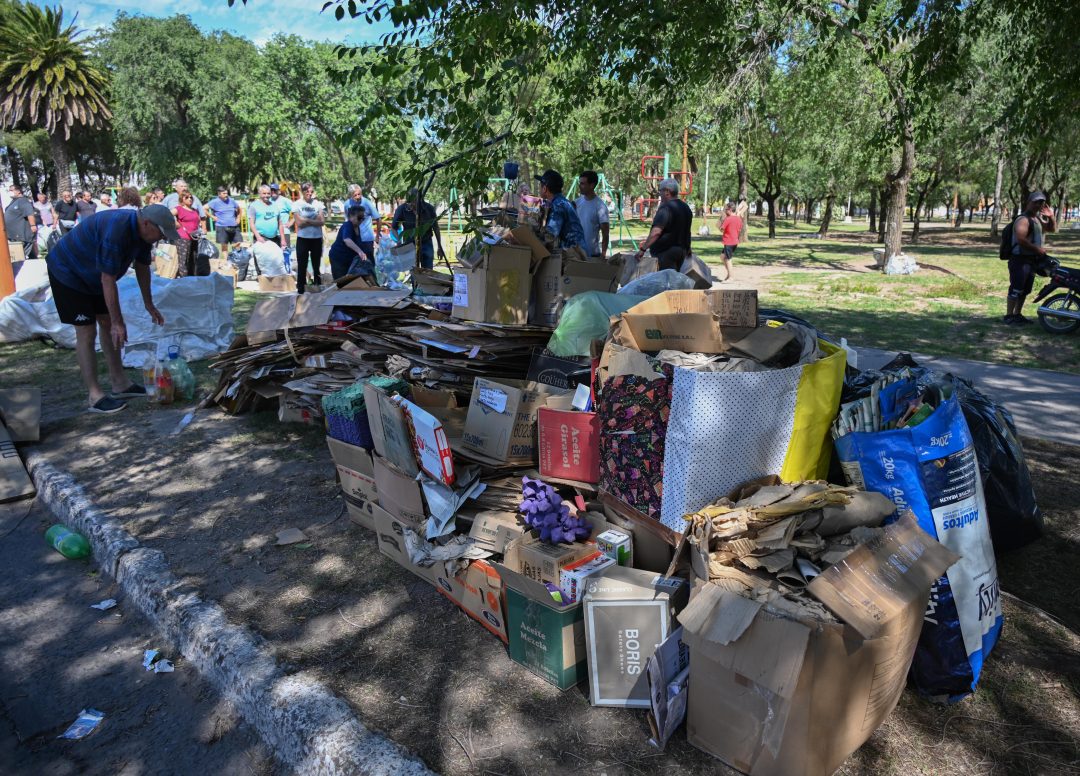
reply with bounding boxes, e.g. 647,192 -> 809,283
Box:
636,128 -> 695,218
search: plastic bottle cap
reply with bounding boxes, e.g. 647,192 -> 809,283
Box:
168,345 -> 179,359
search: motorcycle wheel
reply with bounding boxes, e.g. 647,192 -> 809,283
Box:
1038,293 -> 1080,334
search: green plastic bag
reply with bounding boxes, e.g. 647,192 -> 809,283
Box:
546,292 -> 646,357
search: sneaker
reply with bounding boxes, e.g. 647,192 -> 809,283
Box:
1013,315 -> 1033,325
88,395 -> 128,414
111,384 -> 148,399
1002,314 -> 1016,324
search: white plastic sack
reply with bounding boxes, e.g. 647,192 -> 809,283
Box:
36,225 -> 55,254
885,254 -> 919,275
0,277 -> 75,348
252,241 -> 288,277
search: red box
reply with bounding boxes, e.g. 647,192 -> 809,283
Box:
538,407 -> 601,484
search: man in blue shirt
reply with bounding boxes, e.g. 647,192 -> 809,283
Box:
536,170 -> 585,250
345,183 -> 381,262
46,205 -> 177,414
207,186 -> 242,257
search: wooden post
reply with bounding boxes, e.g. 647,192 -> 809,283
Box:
0,212 -> 14,298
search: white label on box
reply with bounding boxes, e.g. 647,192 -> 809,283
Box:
453,273 -> 468,306
478,386 -> 508,413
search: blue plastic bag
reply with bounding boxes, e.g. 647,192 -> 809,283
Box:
835,391 -> 1003,702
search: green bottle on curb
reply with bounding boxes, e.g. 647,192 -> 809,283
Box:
45,525 -> 91,559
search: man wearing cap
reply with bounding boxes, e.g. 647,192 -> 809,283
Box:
1005,190 -> 1057,325
536,170 -> 585,250
391,188 -> 445,270
637,178 -> 693,271
46,205 -> 174,414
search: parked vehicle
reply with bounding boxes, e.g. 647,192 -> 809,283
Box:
1033,258 -> 1080,334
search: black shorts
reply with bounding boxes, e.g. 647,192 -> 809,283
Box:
1007,257 -> 1035,299
48,269 -> 106,326
216,225 -> 241,244
723,244 -> 737,260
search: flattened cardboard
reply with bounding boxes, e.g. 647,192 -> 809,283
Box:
365,385 -> 419,476
619,290 -> 758,353
646,626 -> 690,750
323,288 -> 411,308
681,516 -> 955,776
258,274 -> 297,293
372,454 -> 426,528
0,387 -> 41,442
510,225 -> 551,262
432,559 -> 509,643
538,407 -> 600,484
451,244 -> 532,324
373,504 -> 437,584
246,296 -> 295,344
0,422 -> 34,503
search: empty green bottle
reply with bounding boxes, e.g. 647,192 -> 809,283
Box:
45,524 -> 91,559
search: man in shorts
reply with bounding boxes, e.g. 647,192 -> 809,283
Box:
208,186 -> 242,257
719,201 -> 743,281
1005,191 -> 1057,325
46,205 -> 176,414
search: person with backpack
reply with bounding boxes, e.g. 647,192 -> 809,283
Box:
1002,191 -> 1056,325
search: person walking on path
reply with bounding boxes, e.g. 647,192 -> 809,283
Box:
208,186 -> 242,257
4,184 -> 37,259
248,185 -> 288,247
1005,190 -> 1057,326
345,184 -> 381,264
391,188 -> 445,270
293,182 -> 326,293
45,205 -> 176,414
328,205 -> 373,280
55,190 -> 79,235
719,202 -> 743,281
575,170 -> 609,258
536,170 -> 585,250
171,190 -> 202,278
636,177 -> 692,271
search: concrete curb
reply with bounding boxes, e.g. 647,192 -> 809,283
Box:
26,449 -> 435,776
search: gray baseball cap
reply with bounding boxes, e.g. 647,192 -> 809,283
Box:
1028,190 -> 1047,203
140,204 -> 181,242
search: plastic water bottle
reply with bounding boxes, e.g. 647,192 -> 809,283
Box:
142,353 -> 159,402
155,360 -> 175,405
167,345 -> 196,402
45,524 -> 91,559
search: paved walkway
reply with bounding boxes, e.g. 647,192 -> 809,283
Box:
855,346 -> 1080,447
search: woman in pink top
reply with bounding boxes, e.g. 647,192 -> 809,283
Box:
172,190 -> 201,278
718,201 -> 743,281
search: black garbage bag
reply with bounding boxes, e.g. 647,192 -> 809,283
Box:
228,246 -> 253,281
843,354 -> 1043,552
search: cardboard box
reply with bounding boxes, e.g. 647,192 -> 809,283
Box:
373,503 -> 437,584
680,514 -> 958,776
618,290 -> 758,353
210,258 -> 238,288
327,436 -> 378,506
461,378 -> 567,464
582,567 -> 688,708
515,534 -> 595,586
343,492 -> 376,531
466,510 -> 525,554
451,244 -> 532,324
433,559 -> 509,643
258,274 -> 298,293
527,350 -> 592,391
596,528 -> 632,566
278,390 -> 321,424
530,255 -> 621,327
559,552 -> 614,604
0,421 -> 34,503
398,398 -> 455,486
538,407 -> 601,484
562,258 -> 619,297
510,225 -> 550,262
0,387 -> 41,442
364,384 -> 419,476
646,626 -> 690,750
372,454 -> 426,527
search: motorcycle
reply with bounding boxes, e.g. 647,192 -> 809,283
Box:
1033,257 -> 1080,334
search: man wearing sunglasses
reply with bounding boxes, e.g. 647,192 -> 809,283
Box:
46,204 -> 177,414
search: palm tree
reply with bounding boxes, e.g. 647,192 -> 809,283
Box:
0,3 -> 110,195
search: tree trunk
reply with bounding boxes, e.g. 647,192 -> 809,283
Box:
868,188 -> 877,232
735,142 -> 748,202
765,197 -> 777,238
883,132 -> 915,260
49,132 -> 73,196
877,186 -> 888,244
7,146 -> 25,188
755,199 -> 762,216
817,194 -> 835,237
912,188 -> 927,244
805,198 -> 815,224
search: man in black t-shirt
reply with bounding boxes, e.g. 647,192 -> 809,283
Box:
4,184 -> 37,259
54,190 -> 79,235
637,178 -> 692,271
391,188 -> 445,269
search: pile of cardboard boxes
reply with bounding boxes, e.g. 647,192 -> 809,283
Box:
214,218 -> 961,775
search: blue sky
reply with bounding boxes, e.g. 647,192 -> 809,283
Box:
30,0 -> 393,45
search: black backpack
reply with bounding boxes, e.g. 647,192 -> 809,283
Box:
999,216 -> 1033,260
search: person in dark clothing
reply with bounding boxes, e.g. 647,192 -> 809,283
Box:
391,188 -> 445,270
637,177 -> 692,271
54,190 -> 79,235
4,184 -> 37,259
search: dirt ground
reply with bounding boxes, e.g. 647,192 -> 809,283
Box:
16,385 -> 1078,776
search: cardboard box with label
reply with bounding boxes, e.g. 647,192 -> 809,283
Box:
461,378 -> 568,465
451,244 -> 532,324
432,559 -> 509,643
372,453 -> 426,528
680,514 -> 958,776
617,289 -> 758,353
538,407 -> 601,484
278,390 -> 322,425
530,255 -> 621,327
582,567 -> 688,708
514,534 -> 595,586
466,510 -> 526,554
527,350 -> 592,391
326,436 -> 379,529
373,503 -> 437,584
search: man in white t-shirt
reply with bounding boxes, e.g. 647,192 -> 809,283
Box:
293,181 -> 326,293
575,170 -> 609,257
